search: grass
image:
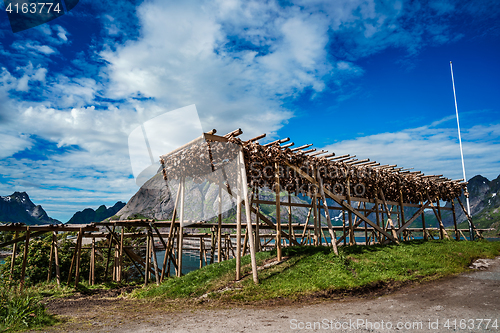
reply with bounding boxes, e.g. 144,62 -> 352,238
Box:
0,278 -> 140,332
133,239 -> 500,303
0,281 -> 57,332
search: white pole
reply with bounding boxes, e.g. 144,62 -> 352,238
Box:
450,61 -> 473,240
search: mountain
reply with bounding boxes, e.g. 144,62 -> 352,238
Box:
454,174 -> 500,235
0,192 -> 60,225
115,172 -> 312,223
66,201 -> 126,224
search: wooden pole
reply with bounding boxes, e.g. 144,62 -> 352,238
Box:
317,197 -> 322,246
217,177 -> 223,263
399,189 -> 406,242
20,227 -> 30,291
452,200 -> 459,241
113,239 -> 119,281
242,228 -> 249,256
275,162 -> 282,261
90,237 -> 95,286
378,189 -> 399,244
312,192 -> 318,246
104,226 -> 115,282
118,227 -> 124,282
288,193 -> 292,247
346,178 -> 354,245
239,150 -> 259,284
9,231 -> 19,280
47,231 -> 54,283
54,231 -> 60,286
150,229 -> 160,286
317,169 -> 338,254
421,198 -> 428,240
255,188 -> 261,251
425,192 -> 450,240
161,181 -> 182,280
342,210 -> 346,246
74,228 -> 83,287
177,177 -> 185,277
236,160 -> 243,280
375,191 -> 381,243
200,237 -> 204,269
437,200 -> 444,240
300,207 -> 312,245
144,230 -> 150,285
364,202 -> 368,245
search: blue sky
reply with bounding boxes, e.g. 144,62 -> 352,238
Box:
1,0 -> 499,222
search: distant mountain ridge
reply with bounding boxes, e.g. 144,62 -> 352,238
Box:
66,202 -> 126,224
0,192 -> 60,225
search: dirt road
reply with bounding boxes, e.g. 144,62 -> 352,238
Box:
39,257 -> 500,332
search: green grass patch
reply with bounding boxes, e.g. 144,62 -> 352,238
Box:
133,240 -> 500,302
0,281 -> 57,332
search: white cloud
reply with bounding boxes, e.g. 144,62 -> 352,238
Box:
322,120 -> 500,181
1,0 -> 496,221
55,25 -> 68,42
0,133 -> 32,159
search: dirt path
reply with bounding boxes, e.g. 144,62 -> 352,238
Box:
36,257 -> 500,333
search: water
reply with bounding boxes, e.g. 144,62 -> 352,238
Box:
153,250 -> 211,276
146,236 -> 499,277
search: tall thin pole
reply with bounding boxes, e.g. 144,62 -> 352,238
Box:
177,177 -> 185,277
450,61 -> 473,240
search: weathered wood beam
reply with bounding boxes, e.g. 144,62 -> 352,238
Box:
246,133 -> 266,142
291,144 -> 313,152
223,128 -> 243,138
302,148 -> 317,154
309,150 -> 328,157
263,137 -> 290,146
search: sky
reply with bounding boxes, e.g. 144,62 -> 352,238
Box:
0,0 -> 499,222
